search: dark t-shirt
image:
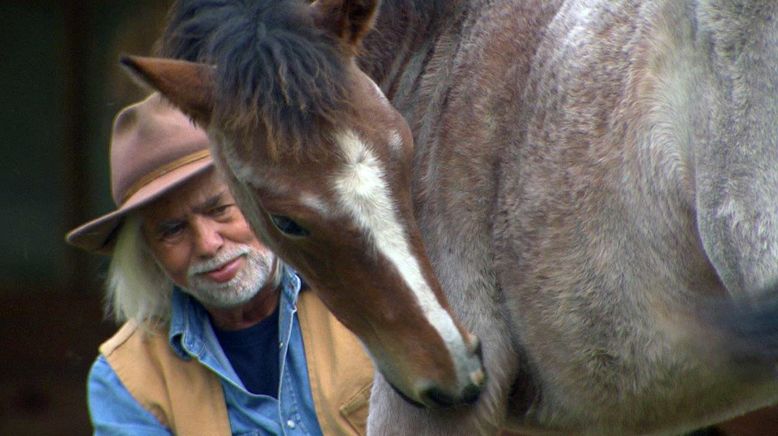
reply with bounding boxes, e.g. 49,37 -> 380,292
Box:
213,306 -> 280,398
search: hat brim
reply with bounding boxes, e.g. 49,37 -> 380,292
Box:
66,158 -> 214,254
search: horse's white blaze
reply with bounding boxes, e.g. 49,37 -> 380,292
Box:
369,79 -> 392,108
299,191 -> 331,216
388,130 -> 403,152
333,130 -> 476,380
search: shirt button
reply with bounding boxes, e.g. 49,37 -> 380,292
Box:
286,419 -> 296,429
279,340 -> 284,349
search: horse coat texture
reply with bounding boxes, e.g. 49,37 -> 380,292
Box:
124,0 -> 778,434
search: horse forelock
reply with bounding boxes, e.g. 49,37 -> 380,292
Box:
160,0 -> 355,161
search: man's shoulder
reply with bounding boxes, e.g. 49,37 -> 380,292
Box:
99,320 -> 168,357
94,320 -> 230,434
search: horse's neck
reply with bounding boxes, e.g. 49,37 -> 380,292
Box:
388,0 -> 565,288
360,0 -> 474,114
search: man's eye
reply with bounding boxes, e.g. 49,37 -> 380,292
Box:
270,215 -> 310,237
160,224 -> 185,240
210,205 -> 232,217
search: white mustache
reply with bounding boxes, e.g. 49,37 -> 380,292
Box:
188,245 -> 251,276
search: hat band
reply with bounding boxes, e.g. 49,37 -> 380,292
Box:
121,149 -> 211,204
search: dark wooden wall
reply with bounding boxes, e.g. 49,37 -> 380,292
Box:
0,1 -> 170,433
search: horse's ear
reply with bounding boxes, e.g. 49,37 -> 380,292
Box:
120,55 -> 215,125
310,0 -> 379,52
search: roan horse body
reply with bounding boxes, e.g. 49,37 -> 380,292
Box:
125,0 -> 778,433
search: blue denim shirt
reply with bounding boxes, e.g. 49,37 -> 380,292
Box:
87,270 -> 324,435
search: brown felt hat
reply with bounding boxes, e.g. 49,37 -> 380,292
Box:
66,93 -> 214,254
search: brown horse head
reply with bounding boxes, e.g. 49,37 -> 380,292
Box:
122,0 -> 484,408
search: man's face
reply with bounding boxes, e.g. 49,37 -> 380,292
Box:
140,170 -> 277,309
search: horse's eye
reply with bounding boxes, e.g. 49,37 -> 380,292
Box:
270,215 -> 310,237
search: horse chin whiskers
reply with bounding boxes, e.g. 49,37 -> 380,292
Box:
414,376 -> 485,409
388,382 -> 427,409
388,379 -> 471,410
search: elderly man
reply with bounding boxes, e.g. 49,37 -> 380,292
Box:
67,93 -> 373,435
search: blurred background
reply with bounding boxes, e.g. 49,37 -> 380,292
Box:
1,1 -> 171,433
3,1 -> 778,435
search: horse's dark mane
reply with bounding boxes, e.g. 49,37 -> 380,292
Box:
158,0 -> 352,159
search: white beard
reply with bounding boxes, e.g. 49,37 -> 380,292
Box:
185,244 -> 277,309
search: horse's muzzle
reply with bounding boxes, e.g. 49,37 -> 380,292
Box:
410,335 -> 487,408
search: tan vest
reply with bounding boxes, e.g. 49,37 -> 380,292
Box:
99,291 -> 374,435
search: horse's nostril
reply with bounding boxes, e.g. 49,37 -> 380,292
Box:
462,381 -> 482,405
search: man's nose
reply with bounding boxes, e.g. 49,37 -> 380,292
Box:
192,219 -> 223,256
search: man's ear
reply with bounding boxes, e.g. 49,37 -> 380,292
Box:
310,0 -> 379,54
120,55 -> 215,126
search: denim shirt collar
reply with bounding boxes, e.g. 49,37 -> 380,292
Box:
167,266 -> 302,361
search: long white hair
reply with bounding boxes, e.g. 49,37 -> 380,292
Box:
106,212 -> 173,327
